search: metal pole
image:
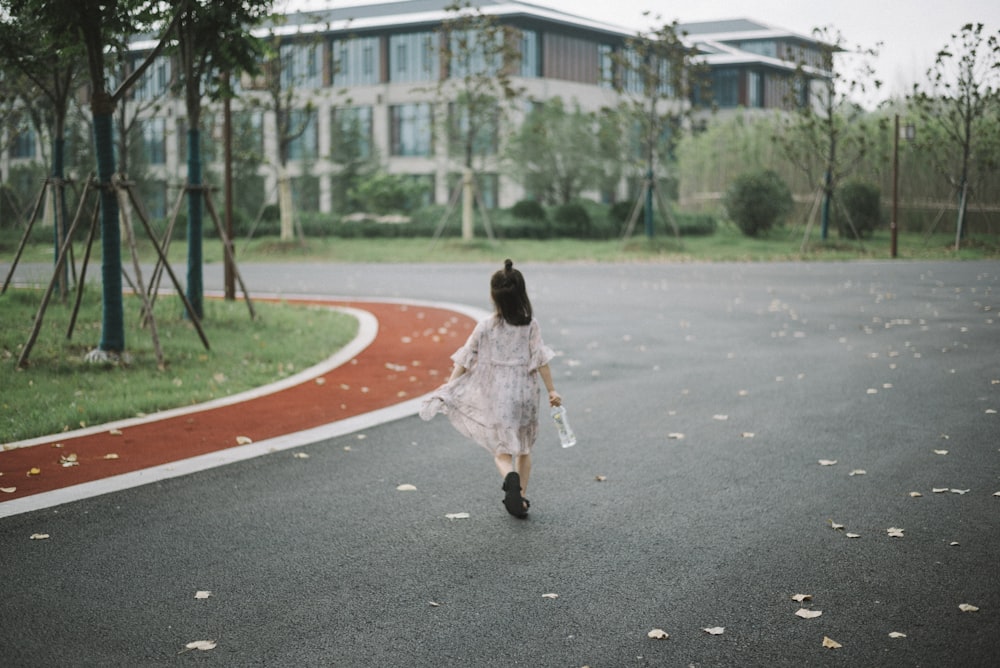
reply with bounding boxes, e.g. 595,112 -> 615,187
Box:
891,114 -> 899,258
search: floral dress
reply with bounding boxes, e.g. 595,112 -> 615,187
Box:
420,315 -> 555,456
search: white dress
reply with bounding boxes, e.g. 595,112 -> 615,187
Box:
420,315 -> 555,456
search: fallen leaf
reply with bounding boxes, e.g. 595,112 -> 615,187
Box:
1,487 -> 16,494
795,608 -> 823,619
109,429 -> 123,436
987,409 -> 997,415
396,484 -> 417,491
846,533 -> 861,539
235,436 -> 253,445
791,594 -> 812,602
933,449 -> 948,455
887,527 -> 905,538
542,593 -> 559,599
29,533 -> 50,540
184,640 -> 217,651
429,601 -> 441,607
60,454 -> 79,468
314,377 -> 326,385
667,433 -> 685,440
594,475 -> 607,482
958,603 -> 979,612
27,467 -> 41,476
103,453 -> 120,460
829,521 -> 845,530
445,512 -> 470,520
647,629 -> 669,640
849,469 -> 867,476
713,415 -> 728,421
819,459 -> 838,466
888,632 -> 907,639
950,541 -> 960,546
909,491 -> 923,498
741,432 -> 755,438
822,636 -> 842,649
994,491 -> 1000,497
702,627 -> 725,635
950,489 -> 970,495
194,591 -> 212,599
932,488 -> 948,494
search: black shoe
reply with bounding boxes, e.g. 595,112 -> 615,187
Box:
502,472 -> 529,519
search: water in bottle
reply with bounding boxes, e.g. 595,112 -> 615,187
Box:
551,405 -> 576,448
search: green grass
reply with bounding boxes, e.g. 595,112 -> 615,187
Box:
1,289 -> 357,443
8,220 -> 998,265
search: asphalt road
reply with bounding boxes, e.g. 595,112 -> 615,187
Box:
2,260 -> 998,667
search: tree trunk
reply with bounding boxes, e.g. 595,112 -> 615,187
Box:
92,91 -> 125,354
186,128 -> 204,319
278,164 -> 295,241
461,167 -> 474,241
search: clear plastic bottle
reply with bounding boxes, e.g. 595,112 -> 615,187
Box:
551,405 -> 577,448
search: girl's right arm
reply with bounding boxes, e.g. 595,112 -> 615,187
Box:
538,364 -> 561,406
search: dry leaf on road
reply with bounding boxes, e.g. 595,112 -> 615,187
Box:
702,627 -> 725,635
184,640 -> 217,651
889,631 -> 907,639
445,512 -> 470,520
235,436 -> 253,445
818,459 -> 838,466
958,603 -> 979,612
647,629 -> 669,640
795,608 -> 823,619
822,636 -> 842,649
396,484 -> 417,491
791,594 -> 812,602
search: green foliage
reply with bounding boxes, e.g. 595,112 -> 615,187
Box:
552,201 -> 591,238
724,170 -> 793,237
350,172 -> 429,215
510,199 -> 546,222
834,180 -> 882,238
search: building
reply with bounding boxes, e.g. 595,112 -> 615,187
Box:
2,2 -> 834,218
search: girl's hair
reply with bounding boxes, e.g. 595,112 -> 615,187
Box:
490,259 -> 532,326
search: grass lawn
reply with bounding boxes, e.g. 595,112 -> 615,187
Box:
1,289 -> 357,443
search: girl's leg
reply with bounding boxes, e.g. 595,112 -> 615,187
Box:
494,454 -> 514,479
516,454 -> 531,495
493,453 -> 531,495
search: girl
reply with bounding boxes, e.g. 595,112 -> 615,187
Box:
420,259 -> 562,518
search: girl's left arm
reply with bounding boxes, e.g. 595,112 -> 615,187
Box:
537,364 -> 561,406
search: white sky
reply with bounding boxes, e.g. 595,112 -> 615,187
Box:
281,0 -> 1000,104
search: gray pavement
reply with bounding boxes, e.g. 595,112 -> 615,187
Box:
1,260 -> 998,667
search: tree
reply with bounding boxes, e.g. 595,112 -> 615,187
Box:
504,97 -> 599,204
908,23 -> 1000,247
0,8 -> 85,298
0,0 -> 180,360
612,15 -> 709,237
171,0 -> 270,318
436,0 -> 523,239
775,26 -> 885,240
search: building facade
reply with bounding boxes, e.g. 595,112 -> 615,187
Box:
1,2 -> 833,218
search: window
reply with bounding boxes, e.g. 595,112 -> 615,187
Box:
449,103 -> 497,158
712,68 -> 739,107
332,106 -> 373,161
332,36 -> 380,87
520,30 -> 539,77
11,126 -> 35,159
135,56 -> 170,101
389,32 -> 438,82
287,109 -> 318,161
390,103 -> 433,157
748,70 -> 762,108
449,29 -> 501,79
599,44 -> 614,88
280,42 -> 322,89
738,40 -> 777,59
142,118 -> 167,164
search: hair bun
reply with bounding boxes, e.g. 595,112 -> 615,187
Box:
504,259 -> 513,271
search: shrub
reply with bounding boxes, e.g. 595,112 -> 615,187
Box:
835,180 -> 882,239
552,201 -> 591,238
723,169 -> 793,237
510,199 -> 547,222
673,213 -> 718,237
